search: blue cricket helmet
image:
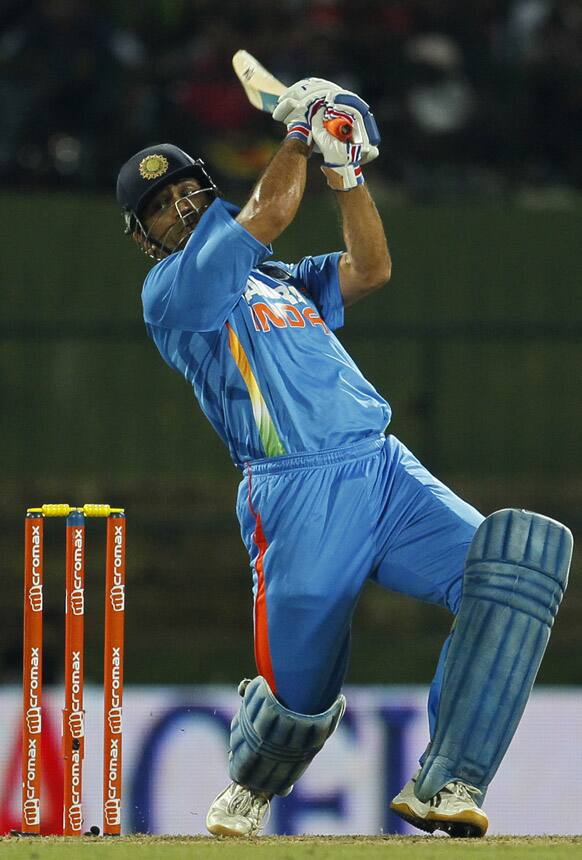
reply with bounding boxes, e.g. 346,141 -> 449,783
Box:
116,143 -> 219,260
116,143 -> 218,219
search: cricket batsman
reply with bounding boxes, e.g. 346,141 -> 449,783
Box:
116,79 -> 573,838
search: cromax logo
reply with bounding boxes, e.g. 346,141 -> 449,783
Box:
23,796 -> 40,826
70,651 -> 84,733
104,797 -> 121,827
70,748 -> 82,810
27,647 -> 41,715
24,738 -> 40,823
105,737 -> 121,824
109,648 -> 122,717
69,528 -> 84,615
68,800 -> 82,832
110,525 -> 125,611
29,524 -> 43,611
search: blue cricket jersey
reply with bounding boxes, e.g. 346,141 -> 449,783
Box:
142,198 -> 390,466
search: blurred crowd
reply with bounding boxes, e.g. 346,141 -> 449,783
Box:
2,0 -> 582,198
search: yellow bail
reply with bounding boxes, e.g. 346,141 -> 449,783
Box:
27,504 -> 125,517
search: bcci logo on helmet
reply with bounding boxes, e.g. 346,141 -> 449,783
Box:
139,154 -> 169,180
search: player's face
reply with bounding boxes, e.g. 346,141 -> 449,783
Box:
140,178 -> 212,256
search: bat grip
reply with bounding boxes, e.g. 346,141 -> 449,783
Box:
323,116 -> 353,143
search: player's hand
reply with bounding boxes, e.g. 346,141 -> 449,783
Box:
323,93 -> 381,164
273,77 -> 343,124
273,77 -> 344,146
312,107 -> 366,191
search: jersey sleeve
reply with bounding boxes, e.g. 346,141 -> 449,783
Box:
291,252 -> 344,331
142,199 -> 272,332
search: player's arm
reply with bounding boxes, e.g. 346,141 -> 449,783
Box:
143,138 -> 311,332
309,101 -> 391,306
335,185 -> 391,307
236,138 -> 310,245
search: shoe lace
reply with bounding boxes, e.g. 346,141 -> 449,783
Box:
447,781 -> 482,803
227,784 -> 271,833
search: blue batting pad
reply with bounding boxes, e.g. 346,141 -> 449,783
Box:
229,676 -> 345,796
415,508 -> 573,802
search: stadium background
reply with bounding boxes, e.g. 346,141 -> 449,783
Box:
0,0 -> 581,836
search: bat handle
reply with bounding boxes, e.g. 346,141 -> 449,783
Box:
323,116 -> 353,143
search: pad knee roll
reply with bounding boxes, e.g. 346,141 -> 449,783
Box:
229,676 -> 346,796
415,508 -> 573,801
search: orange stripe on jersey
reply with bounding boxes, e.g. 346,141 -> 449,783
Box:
247,468 -> 276,692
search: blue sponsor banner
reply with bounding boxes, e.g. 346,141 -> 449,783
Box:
0,686 -> 580,835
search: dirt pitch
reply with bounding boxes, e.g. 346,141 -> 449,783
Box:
0,835 -> 581,859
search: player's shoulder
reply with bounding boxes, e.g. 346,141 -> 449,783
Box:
141,252 -> 181,324
143,252 -> 178,294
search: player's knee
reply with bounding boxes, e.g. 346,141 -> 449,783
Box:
464,508 -> 572,620
229,676 -> 346,796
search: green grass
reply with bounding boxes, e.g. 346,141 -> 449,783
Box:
0,836 -> 581,859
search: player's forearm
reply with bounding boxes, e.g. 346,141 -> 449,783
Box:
336,185 -> 391,290
237,139 -> 309,245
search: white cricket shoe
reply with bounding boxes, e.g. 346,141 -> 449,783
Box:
206,782 -> 270,837
391,769 -> 488,838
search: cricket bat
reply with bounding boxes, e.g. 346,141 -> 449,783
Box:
232,50 -> 353,142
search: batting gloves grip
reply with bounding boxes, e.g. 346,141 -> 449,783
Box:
284,97 -> 326,146
311,108 -> 363,191
327,93 -> 381,161
274,77 -> 345,147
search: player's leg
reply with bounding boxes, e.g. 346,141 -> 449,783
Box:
207,439 -> 382,836
374,438 -> 572,836
395,509 -> 572,836
371,435 -> 489,835
371,435 -> 482,732
236,449 -> 381,715
414,508 -> 572,805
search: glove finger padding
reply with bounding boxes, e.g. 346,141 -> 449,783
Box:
272,77 -> 344,124
282,96 -> 327,146
312,107 -> 366,190
328,93 -> 380,145
312,108 -> 363,164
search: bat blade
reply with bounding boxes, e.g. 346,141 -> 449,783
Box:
232,49 -> 286,113
232,49 -> 353,142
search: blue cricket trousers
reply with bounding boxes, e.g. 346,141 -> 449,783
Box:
237,434 -> 484,736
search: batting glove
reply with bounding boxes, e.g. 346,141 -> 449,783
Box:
273,77 -> 344,146
312,107 -> 366,191
323,93 -> 381,164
